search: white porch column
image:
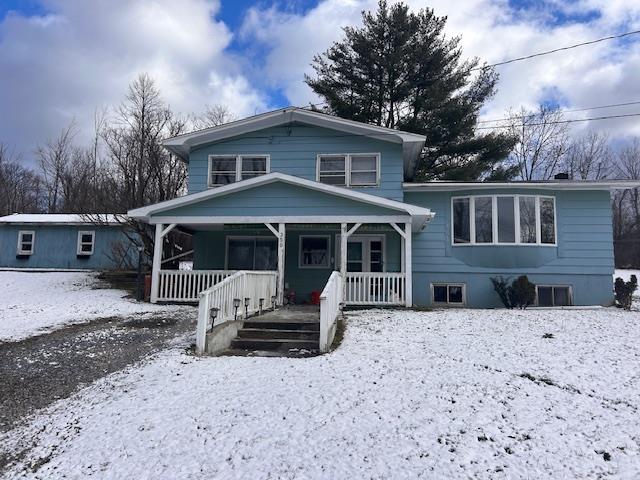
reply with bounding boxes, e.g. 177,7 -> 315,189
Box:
404,222 -> 412,307
340,223 -> 347,301
150,223 -> 163,303
277,223 -> 286,306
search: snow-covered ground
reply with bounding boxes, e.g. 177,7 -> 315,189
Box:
0,271 -> 187,342
615,269 -> 640,284
2,307 -> 640,479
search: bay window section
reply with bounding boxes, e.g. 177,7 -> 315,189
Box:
519,196 -> 537,244
452,195 -> 556,246
540,197 -> 556,244
452,198 -> 470,244
497,197 -> 516,243
474,196 -> 493,243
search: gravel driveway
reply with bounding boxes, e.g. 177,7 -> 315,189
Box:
0,309 -> 196,434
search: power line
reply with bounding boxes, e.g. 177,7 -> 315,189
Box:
476,112 -> 640,130
471,29 -> 640,71
477,100 -> 640,124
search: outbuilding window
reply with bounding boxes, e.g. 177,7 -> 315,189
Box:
208,155 -> 269,186
77,231 -> 95,256
317,153 -> 379,187
17,231 -> 35,255
452,195 -> 556,246
431,283 -> 465,306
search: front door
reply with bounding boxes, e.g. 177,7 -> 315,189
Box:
344,236 -> 384,272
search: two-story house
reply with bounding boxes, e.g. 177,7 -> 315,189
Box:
128,107 -> 636,314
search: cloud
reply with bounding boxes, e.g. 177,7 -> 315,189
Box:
0,0 -> 268,165
240,0 -> 640,140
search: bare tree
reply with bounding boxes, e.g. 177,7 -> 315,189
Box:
565,131 -> 612,180
92,73 -> 190,265
189,104 -> 236,131
0,143 -> 42,215
36,122 -> 77,213
612,139 -> 640,267
505,105 -> 570,180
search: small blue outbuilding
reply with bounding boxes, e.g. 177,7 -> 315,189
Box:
0,214 -> 139,270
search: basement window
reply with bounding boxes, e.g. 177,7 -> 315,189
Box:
431,283 -> 465,306
536,285 -> 572,307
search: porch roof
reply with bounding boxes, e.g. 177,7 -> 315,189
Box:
128,173 -> 434,231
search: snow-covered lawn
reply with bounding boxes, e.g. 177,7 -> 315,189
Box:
2,307 -> 640,478
0,271 -> 187,342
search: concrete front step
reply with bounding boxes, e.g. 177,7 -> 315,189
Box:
237,328 -> 320,341
230,338 -> 319,352
242,321 -> 320,331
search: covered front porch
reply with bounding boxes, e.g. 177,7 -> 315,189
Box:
152,220 -> 413,307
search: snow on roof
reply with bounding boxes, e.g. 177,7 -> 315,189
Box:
0,214 -> 123,225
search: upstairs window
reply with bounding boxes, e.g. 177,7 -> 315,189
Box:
452,195 -> 556,246
208,155 -> 269,186
77,231 -> 95,256
317,153 -> 379,187
17,231 -> 35,255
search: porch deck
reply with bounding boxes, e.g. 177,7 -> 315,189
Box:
247,305 -> 320,324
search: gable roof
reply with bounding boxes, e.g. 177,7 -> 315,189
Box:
0,214 -> 121,225
403,180 -> 640,192
163,107 -> 426,178
128,172 -> 434,230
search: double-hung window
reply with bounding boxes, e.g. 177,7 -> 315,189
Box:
317,154 -> 379,187
208,155 -> 269,186
452,195 -> 556,246
77,231 -> 95,256
17,231 -> 35,255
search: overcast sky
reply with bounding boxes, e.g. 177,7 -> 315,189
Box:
1,0 -> 640,167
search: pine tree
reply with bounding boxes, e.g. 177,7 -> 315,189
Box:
305,0 -> 516,181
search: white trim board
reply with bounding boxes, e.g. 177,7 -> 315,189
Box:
403,180 -> 640,192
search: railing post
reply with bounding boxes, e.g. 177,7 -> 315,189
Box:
196,292 -> 208,354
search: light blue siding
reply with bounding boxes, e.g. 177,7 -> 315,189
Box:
187,125 -> 405,201
0,224 -> 138,270
158,182 -> 403,218
193,226 -> 402,302
405,189 -> 615,307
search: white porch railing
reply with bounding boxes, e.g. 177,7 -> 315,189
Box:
196,271 -> 278,354
319,271 -> 343,352
158,270 -> 234,302
344,272 -> 406,306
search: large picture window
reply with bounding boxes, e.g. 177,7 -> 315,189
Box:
209,155 -> 269,186
452,195 -> 556,246
226,237 -> 277,270
317,153 -> 379,187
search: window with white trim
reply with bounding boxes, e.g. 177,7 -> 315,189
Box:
452,195 -> 556,246
431,283 -> 465,305
77,231 -> 95,255
536,285 -> 572,307
299,235 -> 331,268
317,153 -> 379,186
208,155 -> 269,186
17,230 -> 35,255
